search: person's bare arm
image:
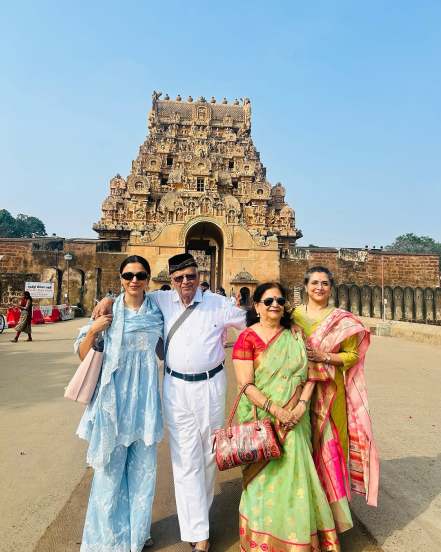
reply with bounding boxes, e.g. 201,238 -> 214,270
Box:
233,358 -> 298,426
92,297 -> 115,319
78,315 -> 112,360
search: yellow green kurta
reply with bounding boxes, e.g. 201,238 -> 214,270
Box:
292,305 -> 359,459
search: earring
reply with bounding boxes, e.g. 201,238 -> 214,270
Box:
256,312 -> 260,318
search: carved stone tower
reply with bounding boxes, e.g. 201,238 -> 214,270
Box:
94,92 -> 301,291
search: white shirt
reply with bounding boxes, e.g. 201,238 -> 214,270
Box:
151,288 -> 246,373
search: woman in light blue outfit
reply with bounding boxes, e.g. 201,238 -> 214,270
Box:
74,255 -> 163,552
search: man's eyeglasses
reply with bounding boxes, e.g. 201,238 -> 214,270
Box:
260,297 -> 286,307
121,271 -> 149,281
173,273 -> 198,283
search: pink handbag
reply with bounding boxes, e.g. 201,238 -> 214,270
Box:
64,347 -> 103,404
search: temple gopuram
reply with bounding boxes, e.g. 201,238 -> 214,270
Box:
94,92 -> 302,292
1,94 -> 439,313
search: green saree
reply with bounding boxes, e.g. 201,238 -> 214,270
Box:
233,328 -> 340,552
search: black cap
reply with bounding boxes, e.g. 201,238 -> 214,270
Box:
168,253 -> 198,274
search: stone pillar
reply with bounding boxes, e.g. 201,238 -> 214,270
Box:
329,286 -> 337,307
361,285 -> 372,317
393,287 -> 404,321
414,287 -> 424,322
337,284 -> 349,311
372,286 -> 382,318
404,287 -> 414,321
435,288 -> 441,324
349,285 -> 361,316
384,287 -> 393,320
424,288 -> 435,323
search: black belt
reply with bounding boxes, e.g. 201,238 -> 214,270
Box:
166,363 -> 224,382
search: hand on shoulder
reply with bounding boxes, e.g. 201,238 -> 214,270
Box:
92,296 -> 114,319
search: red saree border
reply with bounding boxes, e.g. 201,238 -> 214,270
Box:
239,514 -> 340,552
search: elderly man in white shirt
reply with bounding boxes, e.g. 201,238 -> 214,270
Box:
95,253 -> 245,551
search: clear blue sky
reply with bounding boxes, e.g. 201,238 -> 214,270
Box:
2,1 -> 440,247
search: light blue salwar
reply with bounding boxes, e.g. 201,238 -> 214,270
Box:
74,294 -> 163,552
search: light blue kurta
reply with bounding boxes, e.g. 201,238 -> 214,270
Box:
74,294 -> 163,552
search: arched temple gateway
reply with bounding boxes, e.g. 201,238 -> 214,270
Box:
94,92 -> 302,293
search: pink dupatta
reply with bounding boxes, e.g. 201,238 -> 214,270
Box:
307,308 -> 379,508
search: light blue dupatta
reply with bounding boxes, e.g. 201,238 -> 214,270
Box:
77,293 -> 163,468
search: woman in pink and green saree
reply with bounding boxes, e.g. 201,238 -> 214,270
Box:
292,266 -> 379,534
233,282 -> 341,552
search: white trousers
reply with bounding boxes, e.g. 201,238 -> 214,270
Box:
163,369 -> 226,543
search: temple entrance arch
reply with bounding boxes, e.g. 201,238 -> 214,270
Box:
185,221 -> 224,291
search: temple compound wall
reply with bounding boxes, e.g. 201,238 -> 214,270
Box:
280,247 -> 441,323
1,237 -> 440,324
0,238 -> 129,312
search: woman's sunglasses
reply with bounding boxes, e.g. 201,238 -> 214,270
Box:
260,296 -> 286,307
121,271 -> 149,281
173,273 -> 198,283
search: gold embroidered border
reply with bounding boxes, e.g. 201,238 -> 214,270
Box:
239,514 -> 340,552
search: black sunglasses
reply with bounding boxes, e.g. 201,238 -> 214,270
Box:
260,296 -> 286,307
173,273 -> 198,283
121,271 -> 149,281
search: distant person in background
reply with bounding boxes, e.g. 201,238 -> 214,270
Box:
238,286 -> 251,310
160,284 -> 171,291
216,287 -> 226,296
11,291 -> 33,343
105,289 -> 115,298
200,281 -> 210,293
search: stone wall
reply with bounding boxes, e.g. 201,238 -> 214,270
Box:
0,238 -> 126,315
280,247 -> 440,324
1,239 -> 440,321
280,247 -> 440,288
286,283 -> 441,324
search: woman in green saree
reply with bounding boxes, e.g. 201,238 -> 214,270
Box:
232,282 -> 340,552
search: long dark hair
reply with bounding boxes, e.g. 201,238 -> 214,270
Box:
246,282 -> 291,328
23,291 -> 33,304
119,255 -> 151,276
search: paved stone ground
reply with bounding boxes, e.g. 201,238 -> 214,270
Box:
1,319 -> 440,551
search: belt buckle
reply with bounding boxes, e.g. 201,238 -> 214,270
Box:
206,370 -> 210,380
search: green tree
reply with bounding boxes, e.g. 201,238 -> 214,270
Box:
0,209 -> 47,238
0,209 -> 17,237
386,233 -> 441,253
386,233 -> 441,267
15,213 -> 47,237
